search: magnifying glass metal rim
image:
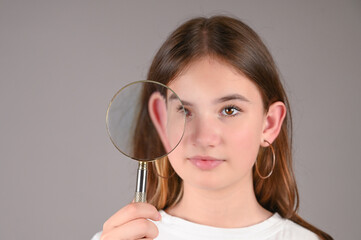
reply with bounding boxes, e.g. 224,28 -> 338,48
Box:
105,80 -> 186,202
105,79 -> 186,162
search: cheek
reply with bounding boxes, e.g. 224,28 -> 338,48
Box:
166,122 -> 185,153
165,141 -> 185,178
228,124 -> 260,148
225,119 -> 263,165
165,107 -> 186,153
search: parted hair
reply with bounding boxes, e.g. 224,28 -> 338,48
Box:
132,16 -> 332,240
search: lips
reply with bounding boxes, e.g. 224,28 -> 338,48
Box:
188,156 -> 224,170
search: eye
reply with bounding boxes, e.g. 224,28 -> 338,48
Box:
177,105 -> 192,118
221,105 -> 241,117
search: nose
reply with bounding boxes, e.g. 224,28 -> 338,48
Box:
188,114 -> 221,148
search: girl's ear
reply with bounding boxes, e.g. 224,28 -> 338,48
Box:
261,101 -> 286,147
148,92 -> 171,152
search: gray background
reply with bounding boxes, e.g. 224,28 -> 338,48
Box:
0,0 -> 360,239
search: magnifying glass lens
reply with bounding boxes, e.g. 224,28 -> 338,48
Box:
106,80 -> 186,202
106,80 -> 185,161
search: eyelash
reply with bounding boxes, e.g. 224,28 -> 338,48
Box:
176,105 -> 242,118
177,105 -> 191,117
221,105 -> 242,117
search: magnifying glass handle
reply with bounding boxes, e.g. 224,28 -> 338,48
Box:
134,161 -> 147,202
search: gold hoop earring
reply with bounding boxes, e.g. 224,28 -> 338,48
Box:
255,140 -> 276,179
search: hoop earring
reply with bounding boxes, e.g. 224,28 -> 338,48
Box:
255,140 -> 276,179
153,157 -> 176,179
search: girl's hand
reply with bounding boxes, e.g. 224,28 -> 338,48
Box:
100,202 -> 161,240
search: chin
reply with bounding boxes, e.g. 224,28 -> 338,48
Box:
185,174 -> 235,191
183,170 -> 253,193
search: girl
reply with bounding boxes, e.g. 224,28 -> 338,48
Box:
93,16 -> 332,240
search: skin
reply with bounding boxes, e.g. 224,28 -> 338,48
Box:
100,56 -> 286,239
101,202 -> 161,240
165,56 -> 286,228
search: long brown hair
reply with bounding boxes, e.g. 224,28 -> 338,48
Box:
133,15 -> 332,240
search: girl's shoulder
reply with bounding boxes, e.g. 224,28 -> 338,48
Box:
281,218 -> 320,240
90,231 -> 101,240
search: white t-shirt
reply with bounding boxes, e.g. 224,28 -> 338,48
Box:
91,210 -> 319,240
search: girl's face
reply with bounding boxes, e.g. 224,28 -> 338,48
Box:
165,57 -> 268,191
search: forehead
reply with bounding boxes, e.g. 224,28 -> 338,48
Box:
167,57 -> 262,104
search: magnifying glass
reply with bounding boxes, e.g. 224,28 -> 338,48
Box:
106,80 -> 186,202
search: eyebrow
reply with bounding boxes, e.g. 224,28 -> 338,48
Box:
168,93 -> 250,106
214,94 -> 250,104
168,93 -> 193,106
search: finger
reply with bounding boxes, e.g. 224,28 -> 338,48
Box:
101,218 -> 159,240
103,202 -> 161,232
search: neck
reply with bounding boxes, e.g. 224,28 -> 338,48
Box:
166,173 -> 272,228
